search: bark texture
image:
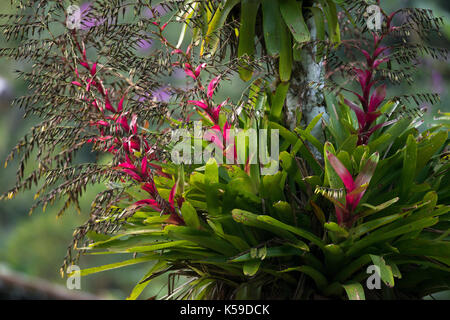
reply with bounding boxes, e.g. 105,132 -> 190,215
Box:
285,16 -> 327,160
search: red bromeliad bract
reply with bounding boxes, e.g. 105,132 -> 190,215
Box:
71,39 -> 185,225
326,150 -> 379,227
345,10 -> 402,145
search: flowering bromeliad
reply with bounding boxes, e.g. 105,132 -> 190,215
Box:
319,148 -> 379,227
71,37 -> 184,226
344,10 -> 401,145
180,52 -> 238,164
117,154 -> 184,225
70,27 -> 235,226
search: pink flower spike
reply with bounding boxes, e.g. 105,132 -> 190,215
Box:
345,99 -> 366,129
365,110 -> 382,124
373,33 -> 380,46
105,100 -> 116,112
184,63 -> 196,80
211,99 -> 228,122
130,114 -> 138,134
373,57 -> 389,69
142,182 -> 156,195
334,205 -> 346,226
194,63 -> 207,78
184,68 -> 196,80
97,135 -> 113,142
141,157 -> 148,177
104,91 -> 116,113
94,120 -> 109,127
135,199 -> 161,212
90,63 -> 97,76
186,45 -> 192,57
350,90 -> 367,110
161,22 -> 168,31
366,119 -> 397,139
118,162 -> 136,170
188,100 -> 208,110
368,84 -> 386,112
75,68 -> 80,78
71,81 -> 82,87
171,49 -> 183,55
169,183 -> 177,210
86,78 -> 93,92
117,115 -> 130,132
124,139 -> 140,152
326,151 -> 355,192
373,46 -> 388,59
92,100 -> 102,112
207,76 -> 221,98
80,61 -> 89,69
355,68 -> 371,89
204,127 -> 224,150
118,94 -> 125,112
122,168 -> 142,182
360,49 -> 372,66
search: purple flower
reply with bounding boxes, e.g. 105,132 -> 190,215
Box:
431,69 -> 444,95
136,38 -> 153,52
137,87 -> 172,104
151,86 -> 171,103
79,2 -> 107,30
142,5 -> 167,19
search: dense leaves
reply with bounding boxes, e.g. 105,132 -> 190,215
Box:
1,0 -> 449,300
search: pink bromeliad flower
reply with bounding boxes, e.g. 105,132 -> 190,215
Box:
71,46 -> 184,225
344,12 -> 402,145
183,66 -> 237,163
325,148 -> 379,227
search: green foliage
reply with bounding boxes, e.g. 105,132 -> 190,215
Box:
0,0 -> 448,301
75,91 -> 448,299
184,0 -> 342,81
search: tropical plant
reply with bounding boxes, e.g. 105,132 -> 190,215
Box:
0,0 -> 449,300
179,0 -> 341,81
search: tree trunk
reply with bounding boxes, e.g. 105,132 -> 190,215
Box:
285,16 -> 326,160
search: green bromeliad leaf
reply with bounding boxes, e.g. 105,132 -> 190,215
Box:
181,201 -> 202,230
279,0 -> 310,43
369,255 -> 395,288
127,260 -> 169,300
76,255 -> 156,277
237,0 -> 260,81
400,134 -> 417,199
342,282 -> 365,300
261,0 -> 283,56
280,266 -> 328,290
243,259 -> 261,276
231,245 -> 307,262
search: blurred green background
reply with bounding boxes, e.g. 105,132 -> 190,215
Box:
0,0 -> 448,299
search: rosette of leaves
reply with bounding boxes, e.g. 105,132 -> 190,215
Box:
72,68 -> 448,300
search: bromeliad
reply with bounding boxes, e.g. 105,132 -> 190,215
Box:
344,10 -> 401,145
319,150 -> 379,227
